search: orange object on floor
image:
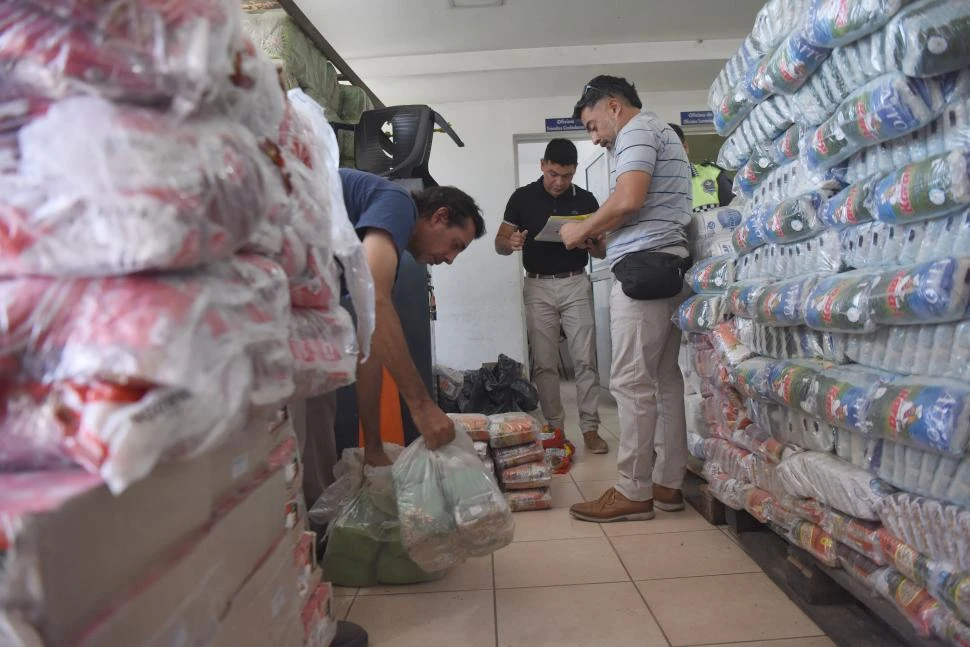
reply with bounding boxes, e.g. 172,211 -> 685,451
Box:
358,368 -> 405,447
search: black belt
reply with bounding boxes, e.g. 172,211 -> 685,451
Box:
525,269 -> 586,279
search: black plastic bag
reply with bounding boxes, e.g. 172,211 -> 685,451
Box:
454,354 -> 538,415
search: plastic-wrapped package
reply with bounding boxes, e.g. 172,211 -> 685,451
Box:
751,399 -> 842,453
877,493 -> 970,573
761,191 -> 828,245
883,0 -> 970,78
505,488 -> 552,512
806,73 -> 944,172
754,276 -> 816,327
736,229 -> 845,281
806,0 -> 907,48
816,507 -> 887,564
869,150 -> 970,225
493,441 -> 544,470
704,468 -> 752,510
743,487 -> 776,523
867,257 -> 970,326
710,321 -> 755,368
717,95 -> 794,170
715,82 -> 757,136
393,433 -> 514,573
685,255 -> 735,293
732,424 -> 797,464
777,451 -> 894,520
689,207 -> 743,249
751,26 -> 832,97
803,271 -> 877,333
730,357 -> 776,401
875,569 -> 942,637
773,124 -> 803,165
545,442 -> 575,475
735,144 -> 780,199
932,606 -> 970,647
450,414 -> 490,443
732,210 -> 770,254
0,0 -> 245,110
487,412 -> 540,449
745,323 -> 849,363
874,436 -> 970,507
1,97 -> 287,277
704,438 -> 754,483
766,360 -> 829,410
840,544 -> 892,590
822,180 -> 877,228
878,530 -> 970,624
0,256 -> 292,490
803,365 -> 894,434
726,280 -> 767,319
687,431 -> 708,460
863,379 -> 970,456
500,462 -> 552,491
309,445 -> 443,587
473,441 -> 489,461
674,294 -> 729,333
788,520 -> 840,566
289,307 -> 358,398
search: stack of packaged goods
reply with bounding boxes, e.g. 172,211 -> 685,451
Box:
449,413 -> 495,475
0,1 -> 374,644
488,413 -> 554,512
679,0 -> 970,643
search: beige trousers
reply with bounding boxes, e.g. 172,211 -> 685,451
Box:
609,281 -> 689,501
523,273 -> 601,433
290,391 -> 339,510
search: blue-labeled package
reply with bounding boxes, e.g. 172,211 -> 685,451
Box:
865,379 -> 970,455
727,279 -> 768,319
806,73 -> 941,171
767,359 -> 829,410
884,0 -> 970,78
753,27 -> 832,96
822,180 -> 878,227
804,271 -> 877,333
731,357 -> 776,401
732,210 -> 770,254
715,83 -> 757,136
762,192 -> 827,245
686,255 -> 736,293
806,0 -> 907,48
674,294 -> 728,333
734,144 -> 779,198
870,149 -> 970,224
804,366 -> 891,433
755,275 -> 817,327
772,124 -> 803,165
868,256 -> 970,325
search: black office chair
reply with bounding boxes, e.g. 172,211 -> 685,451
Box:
353,105 -> 464,187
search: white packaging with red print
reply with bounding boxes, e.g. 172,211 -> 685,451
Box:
0,255 -> 293,493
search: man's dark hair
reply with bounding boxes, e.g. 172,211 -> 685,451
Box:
668,123 -> 686,144
543,138 -> 578,166
573,75 -> 643,119
411,186 -> 486,238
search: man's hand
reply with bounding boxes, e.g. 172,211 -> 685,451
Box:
508,228 -> 528,251
412,401 -> 457,450
560,221 -> 590,250
364,447 -> 393,468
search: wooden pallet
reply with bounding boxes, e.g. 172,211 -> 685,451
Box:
683,471 -> 726,526
722,508 -> 945,647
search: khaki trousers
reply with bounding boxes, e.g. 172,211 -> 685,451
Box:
523,273 -> 601,433
290,391 -> 339,510
609,281 -> 689,501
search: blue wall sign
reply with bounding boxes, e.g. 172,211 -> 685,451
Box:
545,117 -> 585,132
680,110 -> 714,125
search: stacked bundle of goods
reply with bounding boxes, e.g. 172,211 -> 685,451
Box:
680,0 -> 970,643
449,413 -> 495,475
489,413 -> 554,512
0,1 -> 374,644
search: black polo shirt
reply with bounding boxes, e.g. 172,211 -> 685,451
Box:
503,178 -> 600,275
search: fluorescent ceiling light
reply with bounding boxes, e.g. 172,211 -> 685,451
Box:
449,0 -> 505,8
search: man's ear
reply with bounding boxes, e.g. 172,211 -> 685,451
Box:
432,206 -> 450,226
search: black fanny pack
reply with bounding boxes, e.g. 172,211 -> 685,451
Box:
612,250 -> 692,301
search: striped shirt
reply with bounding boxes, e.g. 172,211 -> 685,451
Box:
606,110 -> 692,268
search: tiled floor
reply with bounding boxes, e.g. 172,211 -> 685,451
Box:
335,386 -> 835,647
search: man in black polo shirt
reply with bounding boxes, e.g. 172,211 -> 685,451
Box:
495,138 -> 609,454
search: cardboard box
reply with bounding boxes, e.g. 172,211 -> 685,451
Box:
74,466 -> 287,647
294,530 -> 320,601
208,414 -> 293,505
212,531 -> 303,647
0,459 -> 213,645
302,582 -> 337,646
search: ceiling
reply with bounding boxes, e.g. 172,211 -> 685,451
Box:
296,0 -> 766,105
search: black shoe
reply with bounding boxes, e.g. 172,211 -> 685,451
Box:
331,620 -> 368,647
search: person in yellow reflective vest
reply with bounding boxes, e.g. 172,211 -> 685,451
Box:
669,123 -> 735,212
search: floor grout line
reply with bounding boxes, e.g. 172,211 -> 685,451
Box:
491,553 -> 499,647
626,568 -> 766,583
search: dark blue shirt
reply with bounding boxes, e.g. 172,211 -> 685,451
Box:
339,168 -> 417,259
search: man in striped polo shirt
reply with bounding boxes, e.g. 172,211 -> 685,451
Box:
561,75 -> 692,523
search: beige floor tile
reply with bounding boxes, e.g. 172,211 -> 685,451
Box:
496,582 -> 668,647
612,530 -> 760,580
510,505 -> 605,542
495,537 -> 628,589
602,505 -> 717,537
574,479 -> 615,501
549,477 -> 584,507
703,638 -> 835,647
567,451 -> 619,481
332,586 -> 357,597
347,590 -> 495,647
357,556 -> 493,596
332,596 -> 354,621
637,573 -> 825,646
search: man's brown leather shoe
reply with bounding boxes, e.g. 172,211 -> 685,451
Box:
583,431 -> 609,454
569,488 -> 654,523
653,484 -> 685,512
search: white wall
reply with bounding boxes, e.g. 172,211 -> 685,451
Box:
427,90 -> 709,370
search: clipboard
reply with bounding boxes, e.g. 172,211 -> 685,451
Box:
534,214 -> 592,243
